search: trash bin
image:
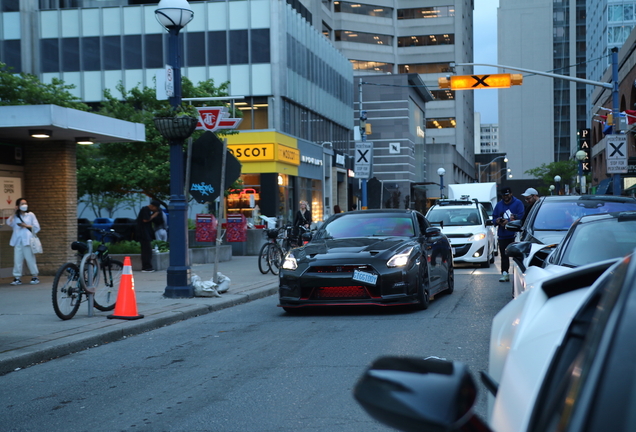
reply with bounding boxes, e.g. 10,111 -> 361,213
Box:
77,218 -> 92,241
226,214 -> 247,242
195,214 -> 218,242
112,217 -> 136,242
92,217 -> 115,242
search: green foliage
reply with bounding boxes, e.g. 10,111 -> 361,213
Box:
104,240 -> 142,255
524,160 -> 578,195
0,62 -> 89,109
151,240 -> 170,253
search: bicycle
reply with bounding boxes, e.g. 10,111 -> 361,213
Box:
258,228 -> 284,275
52,228 -> 124,320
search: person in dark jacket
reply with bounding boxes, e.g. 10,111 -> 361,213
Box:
492,187 -> 525,282
293,200 -> 312,245
136,200 -> 161,272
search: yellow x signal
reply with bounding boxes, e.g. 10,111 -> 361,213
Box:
438,74 -> 523,90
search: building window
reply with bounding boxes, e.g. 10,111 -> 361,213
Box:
207,31 -> 227,66
398,34 -> 454,47
103,36 -> 121,70
62,38 -> 79,72
350,59 -> 392,73
397,6 -> 455,19
335,30 -> 392,45
334,1 -> 393,18
426,118 -> 456,129
186,32 -> 206,67
251,29 -> 270,64
82,37 -> 101,71
399,62 -> 452,74
3,40 -> 21,72
230,29 -> 249,65
123,35 -> 142,69
430,89 -> 454,100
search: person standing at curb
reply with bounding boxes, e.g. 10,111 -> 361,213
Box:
7,198 -> 41,285
521,188 -> 540,224
492,187 -> 524,282
136,200 -> 161,272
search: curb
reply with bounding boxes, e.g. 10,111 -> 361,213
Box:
0,285 -> 279,375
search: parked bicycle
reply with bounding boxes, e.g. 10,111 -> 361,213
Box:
258,228 -> 284,275
52,228 -> 124,320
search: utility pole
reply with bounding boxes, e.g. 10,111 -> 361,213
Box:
359,78 -> 368,209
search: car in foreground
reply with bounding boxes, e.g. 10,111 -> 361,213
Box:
507,211 -> 636,297
354,250 -> 633,432
426,199 -> 496,267
278,209 -> 454,312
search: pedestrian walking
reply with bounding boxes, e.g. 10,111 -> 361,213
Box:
7,198 -> 40,285
293,200 -> 312,245
492,187 -> 525,282
521,188 -> 540,223
136,200 -> 161,272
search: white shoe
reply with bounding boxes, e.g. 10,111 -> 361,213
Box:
499,271 -> 509,282
10,278 -> 22,285
30,277 -> 40,284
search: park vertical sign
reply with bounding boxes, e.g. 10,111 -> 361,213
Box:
606,135 -> 628,174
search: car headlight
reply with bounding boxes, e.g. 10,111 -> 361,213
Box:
469,233 -> 486,242
387,246 -> 414,268
282,253 -> 298,270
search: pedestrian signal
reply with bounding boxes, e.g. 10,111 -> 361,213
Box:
438,74 -> 523,90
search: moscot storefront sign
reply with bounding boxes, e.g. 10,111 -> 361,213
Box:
228,143 -> 300,165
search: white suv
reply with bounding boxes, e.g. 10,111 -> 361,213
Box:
426,200 -> 496,268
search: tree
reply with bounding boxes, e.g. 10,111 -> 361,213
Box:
524,160 -> 578,195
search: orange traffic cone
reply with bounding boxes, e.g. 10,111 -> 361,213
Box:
107,256 -> 144,320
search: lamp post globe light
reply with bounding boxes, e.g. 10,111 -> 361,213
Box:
437,167 -> 446,199
576,150 -> 587,194
478,154 -> 508,182
554,175 -> 562,195
155,0 -> 195,298
549,185 -> 555,195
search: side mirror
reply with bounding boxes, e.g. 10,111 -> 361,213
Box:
425,227 -> 441,237
505,241 -> 532,258
354,356 -> 488,432
506,219 -> 523,232
485,219 -> 494,226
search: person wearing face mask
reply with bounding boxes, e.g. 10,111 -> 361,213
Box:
7,198 -> 41,285
492,187 -> 524,282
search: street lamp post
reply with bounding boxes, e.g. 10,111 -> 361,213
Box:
576,150 -> 587,194
437,167 -> 446,199
155,0 -> 195,298
549,185 -> 555,195
554,175 -> 562,195
477,155 -> 508,182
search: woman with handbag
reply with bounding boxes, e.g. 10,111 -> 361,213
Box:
7,198 -> 41,285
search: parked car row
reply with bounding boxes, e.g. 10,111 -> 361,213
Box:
77,217 -> 137,242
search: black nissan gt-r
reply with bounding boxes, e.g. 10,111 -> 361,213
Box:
278,209 -> 454,312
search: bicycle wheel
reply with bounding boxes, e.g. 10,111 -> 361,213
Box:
258,243 -> 271,274
268,244 -> 284,275
93,259 -> 123,311
79,253 -> 100,293
52,263 -> 82,320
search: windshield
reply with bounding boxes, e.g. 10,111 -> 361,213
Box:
427,208 -> 481,226
315,214 -> 415,239
561,217 -> 636,266
534,200 -> 636,231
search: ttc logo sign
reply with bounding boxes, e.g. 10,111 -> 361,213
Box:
196,106 -> 243,132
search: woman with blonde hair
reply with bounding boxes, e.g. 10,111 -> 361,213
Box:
293,200 -> 312,245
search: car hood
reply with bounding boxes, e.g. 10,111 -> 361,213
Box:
297,237 -> 410,261
441,225 -> 485,236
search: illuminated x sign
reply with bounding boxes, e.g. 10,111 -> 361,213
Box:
438,74 -> 523,90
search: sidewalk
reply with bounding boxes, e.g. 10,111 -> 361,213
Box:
0,256 -> 279,375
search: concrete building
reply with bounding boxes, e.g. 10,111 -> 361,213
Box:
317,0 -> 476,193
0,0 -> 354,228
498,0 -> 587,179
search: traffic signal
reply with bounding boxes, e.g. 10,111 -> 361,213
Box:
438,74 -> 523,90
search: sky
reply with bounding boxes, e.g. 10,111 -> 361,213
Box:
473,0 -> 499,124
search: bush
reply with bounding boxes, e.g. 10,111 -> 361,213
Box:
93,240 -> 169,254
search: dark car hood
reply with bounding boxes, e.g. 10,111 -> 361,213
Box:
298,237 -> 410,261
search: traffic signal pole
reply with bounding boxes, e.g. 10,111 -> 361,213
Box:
453,61 -> 620,195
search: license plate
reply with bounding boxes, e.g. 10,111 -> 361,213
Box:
352,270 -> 378,285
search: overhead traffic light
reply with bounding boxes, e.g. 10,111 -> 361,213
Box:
438,74 -> 523,90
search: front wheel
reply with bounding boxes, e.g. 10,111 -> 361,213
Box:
94,259 -> 123,311
445,265 -> 455,295
258,243 -> 271,274
415,270 -> 430,310
52,263 -> 82,320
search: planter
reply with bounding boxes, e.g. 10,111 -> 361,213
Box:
111,245 -> 232,272
154,116 -> 198,141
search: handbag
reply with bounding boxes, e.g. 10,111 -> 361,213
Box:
30,234 -> 43,254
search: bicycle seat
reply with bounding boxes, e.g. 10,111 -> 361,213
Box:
71,241 -> 88,254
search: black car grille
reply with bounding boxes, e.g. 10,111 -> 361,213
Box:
312,286 -> 370,299
310,265 -> 373,273
445,233 -> 473,238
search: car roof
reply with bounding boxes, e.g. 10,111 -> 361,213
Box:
429,200 -> 484,210
577,211 -> 636,224
538,195 -> 636,203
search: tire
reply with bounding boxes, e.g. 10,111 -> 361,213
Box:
490,248 -> 496,264
79,254 -> 100,293
480,256 -> 491,268
268,244 -> 284,276
93,259 -> 123,311
258,243 -> 271,274
52,263 -> 82,320
415,270 -> 430,310
445,265 -> 455,295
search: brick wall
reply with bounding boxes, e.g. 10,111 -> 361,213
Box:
24,142 -> 77,275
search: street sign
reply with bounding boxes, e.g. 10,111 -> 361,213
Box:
606,135 -> 628,174
438,73 -> 523,90
355,141 -> 373,179
196,106 -> 242,132
389,142 -> 400,154
165,64 -> 174,98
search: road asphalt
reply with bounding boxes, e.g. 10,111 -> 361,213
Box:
0,256 -> 279,375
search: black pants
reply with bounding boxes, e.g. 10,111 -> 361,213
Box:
498,237 -> 515,273
140,239 -> 153,270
